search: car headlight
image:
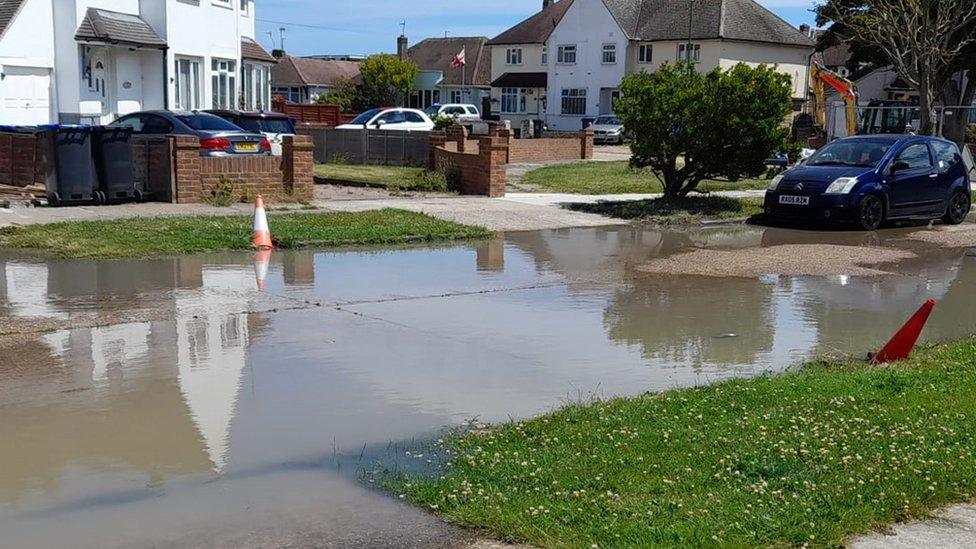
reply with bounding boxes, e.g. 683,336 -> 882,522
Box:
768,174 -> 784,191
824,177 -> 859,195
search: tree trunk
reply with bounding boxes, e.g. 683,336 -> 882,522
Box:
918,77 -> 937,136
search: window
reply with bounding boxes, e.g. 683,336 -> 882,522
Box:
541,47 -> 547,65
501,87 -> 527,114
175,57 -> 202,110
239,0 -> 249,15
211,58 -> 237,109
451,90 -> 462,103
638,43 -> 652,63
242,63 -> 271,110
602,43 -> 616,64
561,88 -> 586,115
404,111 -> 426,123
931,141 -> 961,171
113,114 -> 173,134
677,43 -> 701,63
894,143 -> 933,170
465,106 -> 479,115
506,48 -> 522,65
557,45 -> 576,64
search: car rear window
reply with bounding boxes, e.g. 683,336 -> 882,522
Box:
176,114 -> 243,131
237,118 -> 295,134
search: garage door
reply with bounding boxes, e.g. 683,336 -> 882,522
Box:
1,66 -> 52,125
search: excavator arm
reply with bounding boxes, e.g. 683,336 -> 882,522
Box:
811,63 -> 860,137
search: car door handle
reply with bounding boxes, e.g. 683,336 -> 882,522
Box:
929,174 -> 939,178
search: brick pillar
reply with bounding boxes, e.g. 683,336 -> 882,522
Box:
282,134 -> 315,201
428,130 -> 447,170
478,135 -> 508,198
494,127 -> 512,164
446,124 -> 468,153
172,135 -> 202,204
580,130 -> 594,160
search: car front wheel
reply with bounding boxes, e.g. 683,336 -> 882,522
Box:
942,190 -> 971,225
857,195 -> 885,231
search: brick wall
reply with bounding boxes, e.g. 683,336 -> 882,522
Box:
507,130 -> 594,164
430,127 -> 507,197
173,135 -> 314,204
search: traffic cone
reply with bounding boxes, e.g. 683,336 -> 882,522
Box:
253,249 -> 272,290
252,195 -> 274,250
872,299 -> 936,364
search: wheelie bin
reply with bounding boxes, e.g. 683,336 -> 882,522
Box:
91,126 -> 138,203
38,124 -> 98,206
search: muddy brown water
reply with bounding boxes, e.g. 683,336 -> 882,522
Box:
1,224 -> 975,548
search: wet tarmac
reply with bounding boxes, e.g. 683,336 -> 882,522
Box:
1,224 -> 975,548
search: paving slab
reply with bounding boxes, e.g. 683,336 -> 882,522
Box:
850,504 -> 976,549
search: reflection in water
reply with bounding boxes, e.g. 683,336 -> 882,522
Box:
0,226 -> 975,547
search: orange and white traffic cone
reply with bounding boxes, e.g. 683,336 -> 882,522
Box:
252,195 -> 274,250
253,249 -> 272,290
872,299 -> 936,364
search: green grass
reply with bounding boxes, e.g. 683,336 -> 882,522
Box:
386,338 -> 976,547
315,163 -> 427,190
568,196 -> 764,225
0,209 -> 489,259
522,161 -> 771,195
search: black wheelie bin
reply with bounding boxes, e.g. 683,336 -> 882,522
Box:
38,124 -> 98,206
91,126 -> 138,203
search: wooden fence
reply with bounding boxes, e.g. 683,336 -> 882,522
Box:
271,99 -> 357,126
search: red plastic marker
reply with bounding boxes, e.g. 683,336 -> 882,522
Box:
872,299 -> 936,364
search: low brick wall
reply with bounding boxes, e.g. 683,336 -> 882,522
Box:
172,135 -> 314,204
507,131 -> 594,164
429,126 -> 507,197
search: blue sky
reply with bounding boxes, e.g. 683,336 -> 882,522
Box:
256,1 -> 820,57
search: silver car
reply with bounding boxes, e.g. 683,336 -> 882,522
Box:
588,115 -> 626,145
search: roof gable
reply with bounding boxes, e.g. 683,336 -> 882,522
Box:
0,0 -> 26,41
241,37 -> 276,64
602,0 -> 812,47
488,0 -> 574,46
74,7 -> 166,49
407,37 -> 491,87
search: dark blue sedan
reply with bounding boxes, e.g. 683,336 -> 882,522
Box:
764,135 -> 971,230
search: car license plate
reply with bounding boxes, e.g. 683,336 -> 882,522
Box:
235,143 -> 258,152
779,195 -> 810,206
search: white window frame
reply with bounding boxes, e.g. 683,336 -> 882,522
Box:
211,57 -> 237,109
561,88 -> 586,116
602,43 -> 617,65
541,47 -> 547,65
638,43 -> 652,63
500,87 -> 527,114
677,43 -> 701,63
506,48 -> 523,65
239,0 -> 250,15
174,56 -> 202,111
450,90 -> 462,103
242,62 -> 271,111
557,44 -> 576,65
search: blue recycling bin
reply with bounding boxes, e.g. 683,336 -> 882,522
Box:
38,124 -> 99,206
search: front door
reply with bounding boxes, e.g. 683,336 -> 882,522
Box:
1,66 -> 52,125
887,142 -> 937,215
599,88 -> 620,115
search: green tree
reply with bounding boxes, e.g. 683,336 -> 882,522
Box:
615,63 -> 792,198
353,54 -> 419,111
316,77 -> 356,112
816,0 -> 976,138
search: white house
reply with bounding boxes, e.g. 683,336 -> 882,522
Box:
544,0 -> 814,130
486,0 -> 573,129
0,0 -> 274,125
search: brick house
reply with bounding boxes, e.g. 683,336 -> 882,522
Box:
399,35 -> 491,113
270,54 -> 361,104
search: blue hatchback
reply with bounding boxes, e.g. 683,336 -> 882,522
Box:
764,135 -> 971,230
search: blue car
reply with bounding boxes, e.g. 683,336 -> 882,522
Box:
764,135 -> 971,230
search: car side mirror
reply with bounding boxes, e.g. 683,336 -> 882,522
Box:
375,120 -> 386,128
889,161 -> 910,174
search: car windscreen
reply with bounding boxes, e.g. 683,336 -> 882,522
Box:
349,108 -> 382,125
424,105 -> 441,116
806,140 -> 894,168
176,114 -> 243,131
595,116 -> 620,125
237,118 -> 295,134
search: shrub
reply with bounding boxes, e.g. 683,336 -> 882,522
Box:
433,115 -> 455,131
203,177 -> 236,207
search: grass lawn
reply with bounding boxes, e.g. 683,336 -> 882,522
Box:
0,209 -> 489,259
386,338 -> 976,547
522,161 -> 771,195
568,196 -> 764,225
315,164 -> 427,190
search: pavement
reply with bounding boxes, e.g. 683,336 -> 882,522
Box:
502,190 -> 766,207
850,505 -> 976,548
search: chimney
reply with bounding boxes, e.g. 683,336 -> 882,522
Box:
799,24 -> 811,37
397,35 -> 409,60
272,49 -> 285,59
543,0 -> 552,9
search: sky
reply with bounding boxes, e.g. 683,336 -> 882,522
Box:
255,0 -> 821,58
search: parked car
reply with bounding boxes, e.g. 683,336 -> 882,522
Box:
206,110 -> 295,156
424,103 -> 481,122
587,115 -> 626,145
336,108 -> 435,131
108,111 -> 270,157
764,135 -> 971,231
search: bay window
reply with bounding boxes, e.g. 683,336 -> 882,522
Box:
175,57 -> 202,111
211,58 -> 237,109
561,88 -> 586,115
242,62 -> 271,111
500,87 -> 527,114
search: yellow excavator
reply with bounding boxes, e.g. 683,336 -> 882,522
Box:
810,62 -> 860,137
810,62 -> 921,138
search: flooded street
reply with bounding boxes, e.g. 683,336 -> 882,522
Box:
2,225 -> 976,548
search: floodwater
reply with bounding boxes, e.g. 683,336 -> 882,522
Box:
1,224 -> 975,548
